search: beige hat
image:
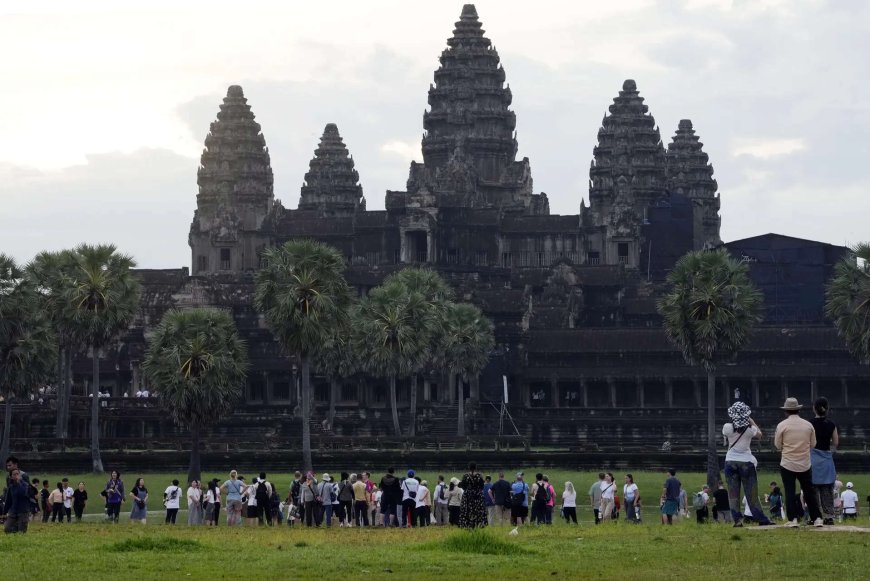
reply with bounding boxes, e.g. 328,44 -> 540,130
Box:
780,397 -> 803,411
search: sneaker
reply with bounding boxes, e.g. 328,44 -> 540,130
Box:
784,519 -> 800,528
758,521 -> 776,527
814,518 -> 824,528
823,518 -> 835,526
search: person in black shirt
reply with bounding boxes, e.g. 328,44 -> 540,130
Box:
712,481 -> 731,523
72,482 -> 88,522
809,397 -> 839,525
379,467 -> 401,527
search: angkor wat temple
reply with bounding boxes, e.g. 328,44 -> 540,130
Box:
24,5 -> 867,464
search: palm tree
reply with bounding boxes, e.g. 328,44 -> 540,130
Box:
657,248 -> 762,490
311,330 -> 358,428
826,243 -> 870,365
0,254 -> 57,461
254,240 -> 352,473
143,308 -> 248,483
383,268 -> 453,436
27,250 -> 78,438
443,302 -> 495,437
61,244 -> 141,473
353,282 -> 433,436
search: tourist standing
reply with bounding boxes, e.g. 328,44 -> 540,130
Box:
211,478 -> 222,526
544,476 -> 556,524
489,472 -> 511,526
810,397 -> 839,525
723,402 -> 772,527
204,480 -> 217,526
72,482 -> 87,522
255,473 -> 274,525
447,477 -> 463,526
353,474 -> 369,527
222,470 -> 244,526
301,472 -> 319,527
129,478 -> 148,524
774,397 -> 823,527
368,484 -> 379,526
510,472 -> 529,526
379,468 -> 401,527
459,463 -> 487,529
2,468 -> 30,534
660,469 -> 680,525
337,472 -> 354,527
61,478 -> 73,523
244,477 -> 260,526
163,479 -> 181,525
588,473 -> 604,524
531,473 -> 548,524
694,485 -> 710,523
104,471 -> 124,524
623,474 -> 639,523
318,473 -> 334,527
401,470 -> 420,527
562,482 -> 577,524
768,482 -> 783,521
40,480 -> 50,523
290,471 -> 303,524
187,480 -> 203,525
434,475 -> 449,526
599,473 -> 616,522
712,481 -> 732,523
841,483 -> 858,519
483,475 -> 494,525
416,479 -> 431,527
49,483 -> 64,522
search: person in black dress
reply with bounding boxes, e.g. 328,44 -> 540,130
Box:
459,462 -> 487,529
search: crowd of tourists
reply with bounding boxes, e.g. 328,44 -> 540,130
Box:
0,397 -> 863,533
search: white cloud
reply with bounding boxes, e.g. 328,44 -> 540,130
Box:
731,138 -> 807,160
379,139 -> 421,162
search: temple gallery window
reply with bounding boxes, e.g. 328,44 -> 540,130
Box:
405,231 -> 428,263
618,243 -> 629,264
587,251 -> 601,265
220,248 -> 231,270
197,255 -> 208,272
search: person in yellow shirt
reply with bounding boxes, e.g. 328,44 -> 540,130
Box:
774,397 -> 823,527
352,474 -> 368,527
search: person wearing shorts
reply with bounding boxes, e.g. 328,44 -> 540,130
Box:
661,469 -> 681,525
510,473 -> 529,525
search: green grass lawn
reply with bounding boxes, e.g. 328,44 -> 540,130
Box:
3,517 -> 869,580
26,469 -> 870,517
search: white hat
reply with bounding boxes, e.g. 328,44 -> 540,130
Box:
847,482 -> 854,489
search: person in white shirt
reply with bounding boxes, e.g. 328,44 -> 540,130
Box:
723,401 -> 774,527
599,473 -> 616,522
841,483 -> 859,519
245,477 -> 260,526
163,479 -> 181,524
62,478 -> 74,523
187,480 -> 203,525
415,480 -> 431,527
562,482 -> 577,524
401,470 -> 420,527
623,474 -> 640,523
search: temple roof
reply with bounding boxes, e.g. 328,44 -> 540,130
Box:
197,85 -> 274,202
297,123 -> 363,217
666,119 -> 717,200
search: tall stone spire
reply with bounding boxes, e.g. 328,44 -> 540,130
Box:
589,79 -> 667,211
666,119 -> 721,248
189,85 -> 275,274
298,123 -> 364,217
401,4 -> 536,212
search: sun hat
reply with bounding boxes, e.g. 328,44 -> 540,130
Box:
516,471 -> 524,478
322,473 -> 331,482
780,397 -> 803,411
847,482 -> 854,489
450,477 -> 460,485
727,402 -> 752,429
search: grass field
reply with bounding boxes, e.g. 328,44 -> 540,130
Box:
3,515 -> 869,580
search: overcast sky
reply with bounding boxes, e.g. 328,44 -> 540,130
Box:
1,0 -> 868,268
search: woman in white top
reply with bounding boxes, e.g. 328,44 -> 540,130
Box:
187,480 -> 203,525
245,478 -> 260,526
562,482 -> 577,524
163,479 -> 182,525
203,481 -> 217,526
599,473 -> 616,522
723,401 -> 773,527
415,480 -> 431,527
623,474 -> 640,523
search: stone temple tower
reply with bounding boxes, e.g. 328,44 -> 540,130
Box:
666,119 -> 722,249
189,85 -> 275,274
582,79 -> 668,266
297,123 -> 365,217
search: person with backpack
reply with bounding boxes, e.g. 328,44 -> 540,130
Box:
724,401 -> 773,527
694,485 -> 710,523
599,473 -> 616,523
434,475 -> 449,526
289,471 -> 303,526
255,473 -> 274,525
337,472 -> 354,527
531,473 -> 549,524
163,479 -> 181,524
300,472 -> 320,527
317,473 -> 335,527
244,477 -> 260,526
379,467 -> 402,528
510,472 -> 529,526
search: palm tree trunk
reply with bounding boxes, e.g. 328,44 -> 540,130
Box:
91,347 -> 104,473
62,351 -> 72,439
389,375 -> 400,436
706,371 -> 718,490
55,345 -> 65,437
328,378 -> 337,428
301,355 -> 313,473
457,375 -> 465,437
0,395 -> 12,462
188,426 -> 201,484
408,373 -> 418,437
